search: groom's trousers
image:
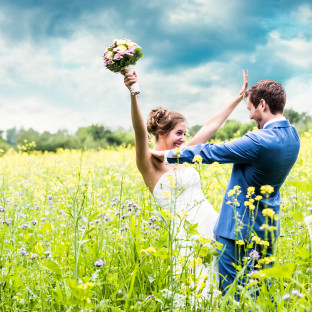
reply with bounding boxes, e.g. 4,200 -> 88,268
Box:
216,236 -> 273,296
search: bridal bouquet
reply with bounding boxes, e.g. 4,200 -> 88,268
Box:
103,39 -> 144,95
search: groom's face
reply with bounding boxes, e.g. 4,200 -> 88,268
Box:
247,97 -> 263,129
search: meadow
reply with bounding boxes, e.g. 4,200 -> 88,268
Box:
0,131 -> 311,312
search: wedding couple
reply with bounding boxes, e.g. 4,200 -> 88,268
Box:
123,70 -> 300,294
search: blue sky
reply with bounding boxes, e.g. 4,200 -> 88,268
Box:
0,0 -> 311,133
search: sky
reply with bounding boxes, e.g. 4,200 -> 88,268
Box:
0,0 -> 312,134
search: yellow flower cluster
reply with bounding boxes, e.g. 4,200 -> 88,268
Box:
262,208 -> 275,218
247,186 -> 255,197
161,209 -> 174,220
192,155 -> 203,164
258,256 -> 276,265
141,247 -> 156,254
244,199 -> 255,210
236,240 -> 245,245
228,186 -> 241,197
260,185 -> 274,195
198,282 -> 206,291
188,257 -> 202,268
167,174 -> 176,188
78,282 -> 95,290
260,224 -> 277,231
181,210 -> 189,217
251,236 -> 270,246
173,147 -> 182,157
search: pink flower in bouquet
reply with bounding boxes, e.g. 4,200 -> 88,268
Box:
114,53 -> 121,60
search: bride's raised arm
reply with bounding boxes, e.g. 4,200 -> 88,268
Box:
124,72 -> 151,174
186,69 -> 248,146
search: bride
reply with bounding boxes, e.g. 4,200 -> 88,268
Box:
123,70 -> 247,292
123,70 -> 247,231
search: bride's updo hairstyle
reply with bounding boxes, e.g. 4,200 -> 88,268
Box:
147,107 -> 186,141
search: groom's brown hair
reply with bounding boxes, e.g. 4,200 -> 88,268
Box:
245,80 -> 286,114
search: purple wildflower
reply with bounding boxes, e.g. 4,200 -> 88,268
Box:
145,294 -> 155,300
94,259 -> 105,267
249,249 -> 260,260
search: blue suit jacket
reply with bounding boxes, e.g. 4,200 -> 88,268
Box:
167,120 -> 300,241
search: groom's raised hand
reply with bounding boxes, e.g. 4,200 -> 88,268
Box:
238,69 -> 248,99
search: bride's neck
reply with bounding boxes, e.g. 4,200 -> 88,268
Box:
155,141 -> 167,151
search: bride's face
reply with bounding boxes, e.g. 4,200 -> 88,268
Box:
162,121 -> 187,150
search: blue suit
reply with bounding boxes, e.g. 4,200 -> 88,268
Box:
167,120 -> 300,292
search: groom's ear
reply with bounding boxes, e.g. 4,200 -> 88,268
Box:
259,99 -> 267,112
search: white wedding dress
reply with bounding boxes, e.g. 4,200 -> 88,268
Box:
153,166 -> 218,240
152,166 -> 219,294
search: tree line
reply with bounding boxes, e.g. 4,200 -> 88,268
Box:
0,109 -> 311,153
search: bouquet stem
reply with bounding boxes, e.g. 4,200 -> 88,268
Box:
122,66 -> 140,95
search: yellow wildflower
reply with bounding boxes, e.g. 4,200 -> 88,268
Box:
247,186 -> 255,196
228,190 -> 235,197
182,210 -> 189,217
236,240 -> 244,245
141,246 -> 156,254
163,191 -> 171,197
162,210 -> 174,220
260,224 -> 268,230
255,195 -> 263,201
262,208 -> 275,218
199,282 -> 206,290
251,236 -> 261,244
192,155 -> 203,164
187,276 -> 194,284
259,256 -> 276,264
259,240 -> 270,246
260,185 -> 274,195
188,257 -> 202,268
202,274 -> 209,281
268,226 -> 277,231
173,147 -> 182,157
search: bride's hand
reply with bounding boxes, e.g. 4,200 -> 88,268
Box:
124,71 -> 137,92
237,69 -> 248,99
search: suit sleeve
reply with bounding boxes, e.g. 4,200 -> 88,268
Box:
167,132 -> 261,164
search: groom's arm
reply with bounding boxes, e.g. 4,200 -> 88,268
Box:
167,132 -> 261,164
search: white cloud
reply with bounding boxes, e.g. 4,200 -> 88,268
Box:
284,76 -> 312,114
270,31 -> 312,69
0,94 -> 131,134
163,0 -> 242,31
292,4 -> 312,24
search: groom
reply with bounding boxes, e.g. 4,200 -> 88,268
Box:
152,79 -> 300,293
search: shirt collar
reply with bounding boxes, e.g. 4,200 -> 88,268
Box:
263,116 -> 286,129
